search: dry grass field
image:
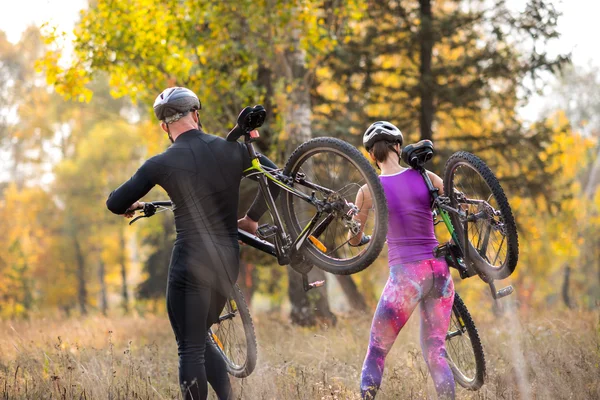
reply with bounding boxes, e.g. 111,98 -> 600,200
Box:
0,304 -> 598,399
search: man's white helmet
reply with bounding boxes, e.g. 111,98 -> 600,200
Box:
362,121 -> 403,151
153,87 -> 201,123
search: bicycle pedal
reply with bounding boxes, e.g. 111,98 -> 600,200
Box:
256,224 -> 277,239
308,280 -> 325,290
434,243 -> 450,258
495,285 -> 514,299
302,273 -> 325,292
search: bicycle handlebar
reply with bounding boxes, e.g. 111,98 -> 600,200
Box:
128,201 -> 173,225
127,200 -> 278,256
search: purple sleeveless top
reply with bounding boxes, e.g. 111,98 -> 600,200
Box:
380,169 -> 439,265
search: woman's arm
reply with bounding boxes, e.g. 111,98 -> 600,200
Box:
348,184 -> 373,246
427,170 -> 444,195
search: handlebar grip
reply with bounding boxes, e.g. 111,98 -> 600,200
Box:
151,201 -> 173,207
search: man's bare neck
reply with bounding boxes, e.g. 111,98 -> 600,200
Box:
170,122 -> 199,141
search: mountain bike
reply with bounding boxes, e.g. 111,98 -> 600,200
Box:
223,105 -> 389,288
402,139 -> 519,390
402,140 -> 518,285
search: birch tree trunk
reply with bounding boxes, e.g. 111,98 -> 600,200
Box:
98,257 -> 108,315
282,25 -> 335,326
119,227 -> 129,313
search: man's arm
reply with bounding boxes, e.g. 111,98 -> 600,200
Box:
106,161 -> 156,215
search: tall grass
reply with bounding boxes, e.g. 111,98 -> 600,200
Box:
0,306 -> 598,399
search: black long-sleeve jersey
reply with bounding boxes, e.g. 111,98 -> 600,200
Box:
106,129 -> 275,294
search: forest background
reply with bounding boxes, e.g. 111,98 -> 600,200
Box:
0,0 -> 599,398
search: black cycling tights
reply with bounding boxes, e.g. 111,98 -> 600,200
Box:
167,279 -> 232,400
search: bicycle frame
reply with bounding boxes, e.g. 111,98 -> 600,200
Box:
416,169 -> 473,277
236,135 -> 341,266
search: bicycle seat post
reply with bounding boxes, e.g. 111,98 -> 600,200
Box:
419,168 -> 440,202
244,135 -> 259,160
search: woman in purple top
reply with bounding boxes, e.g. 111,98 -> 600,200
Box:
350,122 -> 455,400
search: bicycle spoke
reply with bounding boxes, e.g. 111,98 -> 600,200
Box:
446,311 -> 476,381
286,148 -> 378,262
212,297 -> 247,370
451,163 -> 509,270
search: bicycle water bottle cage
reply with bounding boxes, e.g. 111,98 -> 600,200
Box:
402,140 -> 434,169
226,105 -> 267,142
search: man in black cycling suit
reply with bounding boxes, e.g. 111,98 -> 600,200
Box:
106,87 -> 277,400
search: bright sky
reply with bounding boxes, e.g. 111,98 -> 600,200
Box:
1,0 -> 87,42
1,0 -> 599,120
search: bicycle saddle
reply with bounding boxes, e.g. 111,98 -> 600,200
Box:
226,105 -> 267,142
402,139 -> 434,169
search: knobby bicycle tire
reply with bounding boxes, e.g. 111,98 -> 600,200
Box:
446,292 -> 486,390
443,151 -> 519,280
281,137 -> 388,275
209,284 -> 257,378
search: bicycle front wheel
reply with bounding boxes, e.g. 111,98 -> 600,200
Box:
208,284 -> 257,378
281,137 -> 388,275
444,151 -> 519,280
446,292 -> 486,390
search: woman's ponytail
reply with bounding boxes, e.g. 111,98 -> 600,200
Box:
371,141 -> 400,164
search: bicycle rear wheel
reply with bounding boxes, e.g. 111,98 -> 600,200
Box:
208,284 -> 257,378
281,137 -> 388,275
446,292 -> 485,390
444,151 -> 519,280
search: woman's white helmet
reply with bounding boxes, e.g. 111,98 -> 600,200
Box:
363,121 -> 403,151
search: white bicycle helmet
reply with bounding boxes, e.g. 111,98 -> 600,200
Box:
362,121 -> 403,151
153,87 -> 201,123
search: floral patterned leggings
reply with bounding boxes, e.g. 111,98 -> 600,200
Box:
360,257 -> 455,399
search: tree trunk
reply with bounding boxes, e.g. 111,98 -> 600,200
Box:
119,227 -> 129,313
98,258 -> 108,316
562,264 -> 573,309
584,145 -> 600,198
238,259 -> 255,307
336,275 -> 368,312
419,0 -> 435,141
11,139 -> 25,190
309,268 -> 337,325
597,242 -> 600,308
72,234 -> 87,315
287,266 -> 316,326
282,22 -> 335,326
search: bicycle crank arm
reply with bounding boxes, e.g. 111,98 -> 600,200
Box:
238,229 -> 277,257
